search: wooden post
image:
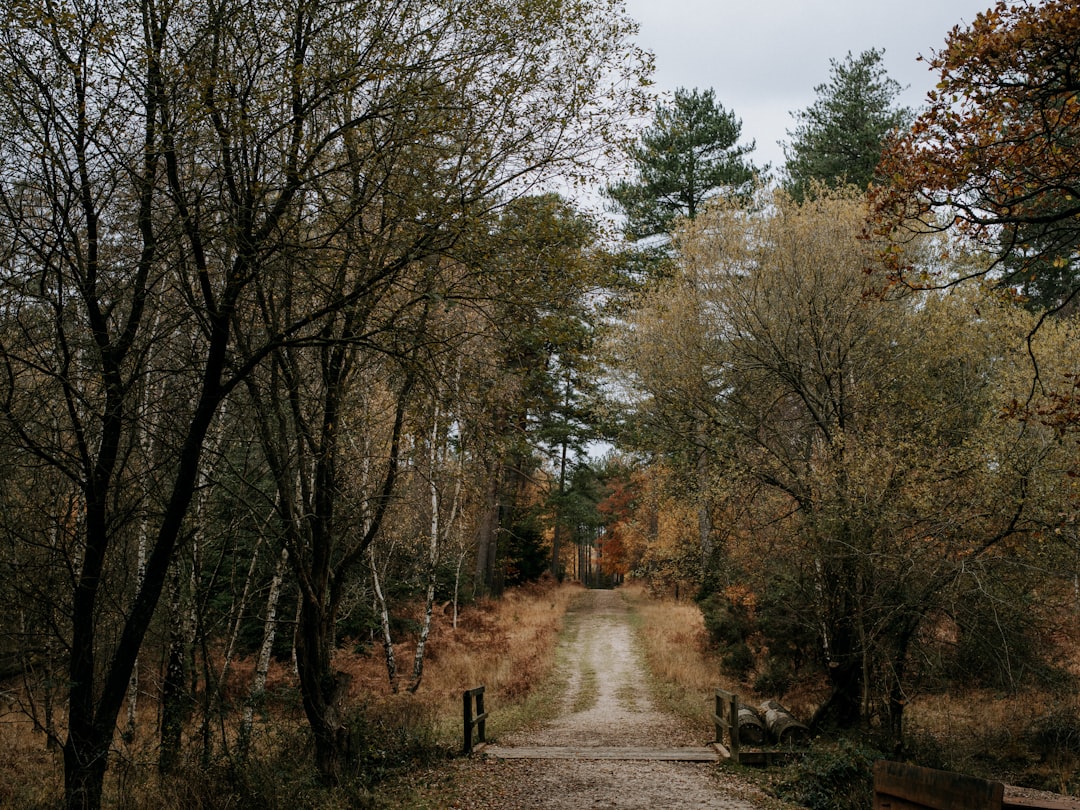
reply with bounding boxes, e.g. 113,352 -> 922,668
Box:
714,688 -> 740,763
463,689 -> 473,754
476,687 -> 486,747
463,686 -> 487,754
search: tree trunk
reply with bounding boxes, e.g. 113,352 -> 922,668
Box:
62,737 -> 109,810
452,551 -> 464,630
295,595 -> 353,785
811,552 -> 863,731
696,419 -> 713,573
239,545 -> 289,755
124,523 -> 147,746
550,372 -> 572,579
158,625 -> 188,774
409,411 -> 443,693
159,561 -> 197,774
409,581 -> 436,693
370,547 -> 398,693
474,470 -> 501,597
812,653 -> 862,730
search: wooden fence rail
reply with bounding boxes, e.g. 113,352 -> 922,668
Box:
873,761 -> 1080,810
463,686 -> 488,754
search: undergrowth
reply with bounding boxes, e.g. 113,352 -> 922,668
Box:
0,579 -> 582,809
623,581 -> 1080,808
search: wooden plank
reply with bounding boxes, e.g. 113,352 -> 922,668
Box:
483,746 -> 720,762
874,761 -> 1004,810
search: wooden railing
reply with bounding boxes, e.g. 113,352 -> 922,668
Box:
462,686 -> 488,754
713,688 -> 740,763
874,761 -> 1080,810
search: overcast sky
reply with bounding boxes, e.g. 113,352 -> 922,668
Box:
621,0 -> 997,173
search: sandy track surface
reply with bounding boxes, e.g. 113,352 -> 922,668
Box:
449,589 -> 777,809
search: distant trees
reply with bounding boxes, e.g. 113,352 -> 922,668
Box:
468,195 -> 609,592
783,48 -> 912,200
0,0 -> 646,805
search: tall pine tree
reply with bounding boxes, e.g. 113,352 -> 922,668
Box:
783,49 -> 911,201
606,87 -> 758,241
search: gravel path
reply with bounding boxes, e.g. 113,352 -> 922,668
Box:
448,589 -> 779,809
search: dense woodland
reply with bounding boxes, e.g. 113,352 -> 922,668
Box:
1,0 -> 1080,807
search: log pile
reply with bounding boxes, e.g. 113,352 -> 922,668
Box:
736,704 -> 767,745
759,699 -> 810,746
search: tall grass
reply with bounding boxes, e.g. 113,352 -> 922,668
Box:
0,714 -> 63,809
621,583 -> 748,730
407,579 -> 583,742
0,579 -> 582,809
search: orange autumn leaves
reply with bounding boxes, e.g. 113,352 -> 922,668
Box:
875,0 -> 1080,264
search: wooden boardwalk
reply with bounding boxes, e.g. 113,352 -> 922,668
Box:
483,745 -> 721,762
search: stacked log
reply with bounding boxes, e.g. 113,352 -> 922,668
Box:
759,699 -> 810,745
736,704 -> 766,745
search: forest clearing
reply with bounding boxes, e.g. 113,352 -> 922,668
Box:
2,0 -> 1080,807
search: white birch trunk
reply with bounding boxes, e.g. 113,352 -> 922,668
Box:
239,544 -> 289,751
370,546 -> 397,692
409,403 -> 442,692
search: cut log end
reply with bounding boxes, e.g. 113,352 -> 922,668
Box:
759,699 -> 810,746
737,705 -> 767,745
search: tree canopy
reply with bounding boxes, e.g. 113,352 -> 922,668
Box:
875,0 -> 1080,313
783,48 -> 912,200
605,87 -> 759,240
612,187 -> 1079,738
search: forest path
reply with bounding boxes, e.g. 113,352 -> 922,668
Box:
449,588 -> 775,809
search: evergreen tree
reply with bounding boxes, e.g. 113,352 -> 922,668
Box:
606,87 -> 758,241
783,49 -> 911,200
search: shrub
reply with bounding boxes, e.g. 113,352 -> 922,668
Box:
346,697 -> 443,785
697,591 -> 756,678
753,656 -> 794,697
1029,707 -> 1080,758
772,738 -> 883,810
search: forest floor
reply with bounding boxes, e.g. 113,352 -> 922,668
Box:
406,588 -> 792,810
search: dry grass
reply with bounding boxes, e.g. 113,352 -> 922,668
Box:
0,712 -> 63,808
323,578 -> 583,744
0,579 -> 582,808
622,583 -> 831,734
620,583 -> 748,731
904,689 -> 1080,792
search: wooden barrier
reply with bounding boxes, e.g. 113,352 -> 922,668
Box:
874,761 -> 1080,810
463,686 -> 488,754
713,688 -> 740,763
874,760 -> 1002,809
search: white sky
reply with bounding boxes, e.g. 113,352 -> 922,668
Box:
621,0 -> 997,172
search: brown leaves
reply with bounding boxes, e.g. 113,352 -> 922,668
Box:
874,0 -> 1080,262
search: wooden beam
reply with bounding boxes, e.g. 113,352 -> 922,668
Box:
874,761 -> 1003,810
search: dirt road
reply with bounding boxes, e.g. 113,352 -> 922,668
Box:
447,589 -> 779,809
